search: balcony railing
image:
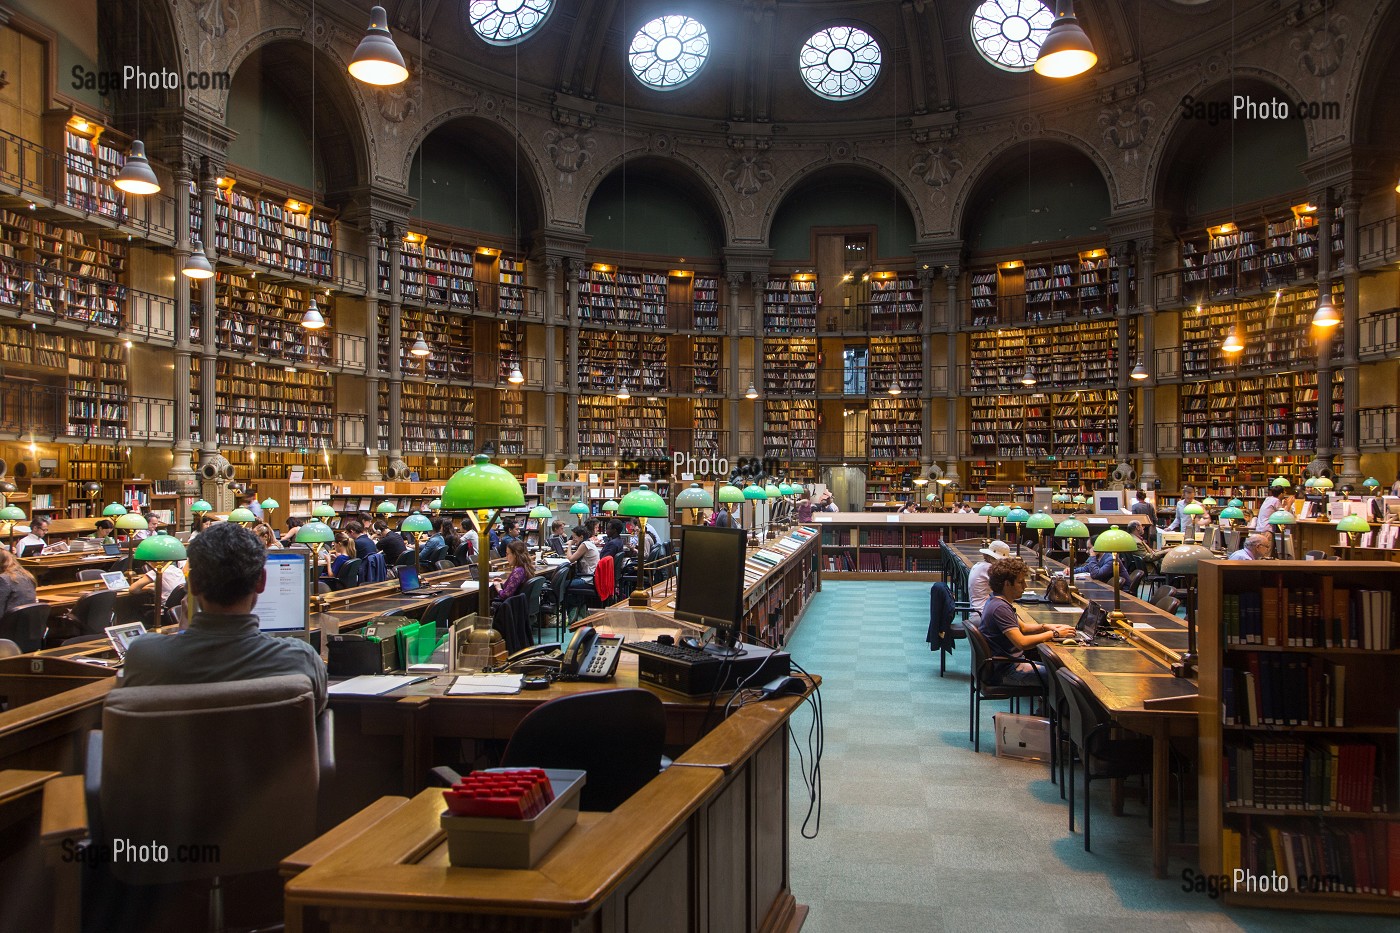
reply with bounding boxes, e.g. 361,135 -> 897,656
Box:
1356,217 -> 1399,268
334,414 -> 368,452
1359,406 -> 1397,450
1360,308 -> 1400,358
1,254 -> 176,341
0,382 -> 173,443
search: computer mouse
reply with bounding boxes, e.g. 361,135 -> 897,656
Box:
761,675 -> 805,698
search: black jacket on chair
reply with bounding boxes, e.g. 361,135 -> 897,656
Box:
927,582 -> 957,651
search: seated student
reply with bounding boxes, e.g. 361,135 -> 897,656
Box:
88,519 -> 116,543
1076,546 -> 1127,585
600,519 -> 630,562
128,557 -> 187,607
344,520 -> 374,562
251,523 -> 278,550
279,516 -> 305,547
974,558 -> 1074,686
418,518 -> 451,566
1126,520 -> 1161,561
795,494 -> 813,524
564,525 -> 601,613
15,515 -> 67,556
495,517 -> 520,558
546,520 -> 569,557
118,522 -> 328,711
969,539 -> 1011,613
0,550 -> 38,616
1228,533 -> 1272,561
320,533 -> 356,584
491,540 -> 535,603
374,520 -> 407,565
898,500 -> 922,513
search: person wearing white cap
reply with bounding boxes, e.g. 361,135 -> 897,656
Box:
968,539 -> 1011,613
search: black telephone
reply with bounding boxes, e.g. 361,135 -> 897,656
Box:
503,626 -> 624,681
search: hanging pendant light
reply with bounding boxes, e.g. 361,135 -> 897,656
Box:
1020,363 -> 1037,386
1034,0 -> 1098,78
181,238 -> 214,279
1222,325 -> 1244,354
348,5 -> 408,86
114,139 -> 160,194
1130,358 -> 1149,380
507,364 -> 525,384
1312,287 -> 1341,328
745,382 -> 758,400
410,331 -> 431,356
888,380 -> 902,396
301,297 -> 326,330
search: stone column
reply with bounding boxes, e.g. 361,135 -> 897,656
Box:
384,222 -> 405,475
361,227 -> 383,480
170,158 -> 195,483
919,267 -> 936,473
726,273 -> 744,457
197,160 -> 219,467
543,257 -> 560,469
1339,192 -> 1362,485
751,275 -> 766,458
1136,244 -> 1158,487
1114,244 -> 1133,463
1313,196 -> 1335,473
565,259 -> 581,461
943,266 -> 961,486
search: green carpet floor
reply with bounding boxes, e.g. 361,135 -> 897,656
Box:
782,580 -> 1393,933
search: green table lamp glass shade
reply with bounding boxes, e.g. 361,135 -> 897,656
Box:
312,503 -> 336,519
1271,476 -> 1292,488
0,505 -> 25,522
260,498 -> 279,511
1337,514 -> 1371,534
1201,497 -> 1217,508
400,512 -> 433,533
764,483 -> 783,498
926,493 -> 938,501
1053,518 -> 1089,538
742,484 -> 767,500
1026,512 -> 1055,530
1228,498 -> 1244,509
1094,527 -> 1138,553
1051,494 -> 1067,503
618,484 -> 669,519
1267,510 -> 1297,525
441,455 -> 525,510
114,513 -> 148,531
1313,476 -> 1334,490
227,508 -> 258,524
1183,503 -> 1206,517
428,498 -> 443,511
1006,508 -> 1030,525
1071,495 -> 1087,505
375,501 -> 397,516
778,483 -> 796,496
132,533 -> 187,563
717,485 -> 745,504
601,500 -> 620,514
991,504 -> 1010,518
675,484 -> 714,509
528,505 -> 554,519
1303,477 -> 1318,488
295,521 -> 336,544
569,502 -> 590,515
1219,506 -> 1246,522
1161,543 -> 1214,575
102,502 -> 129,517
1363,477 -> 1381,489
978,505 -> 996,517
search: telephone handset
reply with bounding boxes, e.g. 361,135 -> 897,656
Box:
562,626 -> 624,681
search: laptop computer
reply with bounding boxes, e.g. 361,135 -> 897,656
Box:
16,543 -> 43,558
105,621 -> 147,661
104,541 -> 122,557
1066,601 -> 1119,646
100,571 -> 130,592
398,565 -> 457,597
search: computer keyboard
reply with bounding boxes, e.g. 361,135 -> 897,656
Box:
627,640 -> 717,666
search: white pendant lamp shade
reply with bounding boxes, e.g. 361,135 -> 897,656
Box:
745,383 -> 758,399
1130,359 -> 1149,380
181,239 -> 214,279
301,298 -> 326,330
410,331 -> 431,356
349,6 -> 409,86
114,139 -> 161,195
1034,1 -> 1098,79
1222,326 -> 1244,354
508,364 -> 525,384
1312,290 -> 1341,328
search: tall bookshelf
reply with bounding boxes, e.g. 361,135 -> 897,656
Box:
192,274 -> 330,366
578,333 -> 668,394
575,264 -> 667,327
381,234 -> 478,311
868,272 -> 920,332
1198,560 -> 1400,914
969,318 -> 1126,392
377,306 -> 474,381
197,178 -> 334,281
868,397 -> 920,459
692,275 -> 719,331
1179,370 -> 1343,456
1178,455 -> 1312,500
692,397 -> 720,456
58,120 -> 127,222
1177,209 -> 1344,302
379,382 -> 474,454
0,208 -> 127,328
969,250 -> 1131,326
970,395 -> 1052,461
762,338 -> 818,395
869,336 -> 922,394
578,396 -> 618,460
763,400 -> 817,460
191,359 -> 333,450
1181,286 -> 1341,378
762,275 -> 819,333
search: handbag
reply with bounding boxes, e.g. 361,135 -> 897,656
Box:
1045,576 -> 1073,605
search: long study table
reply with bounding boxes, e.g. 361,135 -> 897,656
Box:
946,541 -> 1199,878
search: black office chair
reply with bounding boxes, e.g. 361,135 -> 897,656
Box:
395,553 -> 417,568
927,582 -> 965,677
162,585 -> 187,626
963,623 -> 1048,754
520,575 -> 548,641
1304,549 -> 1327,561
539,564 -> 572,640
435,560 -> 457,571
334,558 -> 363,591
0,602 -> 51,653
499,688 -> 665,811
77,569 -> 107,582
1055,667 -> 1167,852
419,593 -> 463,630
491,592 -> 532,654
110,592 -> 146,628
452,541 -> 476,566
73,590 -> 118,636
1125,569 -> 1147,601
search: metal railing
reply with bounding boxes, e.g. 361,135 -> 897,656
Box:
334,333 -> 367,372
1356,217 -> 1399,268
332,249 -> 369,293
1155,340 -> 1340,383
0,383 -> 174,443
334,414 -> 368,452
0,254 -> 176,341
573,300 -> 723,333
1360,406 -> 1397,449
1360,308 -> 1400,358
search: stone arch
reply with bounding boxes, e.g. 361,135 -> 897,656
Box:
573,146 -> 732,246
761,153 -> 926,247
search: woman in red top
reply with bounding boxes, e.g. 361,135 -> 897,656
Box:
491,539 -> 536,601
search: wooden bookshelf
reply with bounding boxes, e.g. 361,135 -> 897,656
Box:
762,337 -> 817,395
376,306 -> 475,381
55,120 -> 127,222
1178,455 -> 1312,501
1176,208 -> 1344,303
969,250 -> 1131,326
0,322 -> 128,439
817,518 -> 948,578
1181,286 -> 1342,378
869,336 -> 921,394
190,358 -> 333,450
576,264 -> 667,327
762,274 -> 818,333
691,274 -> 719,331
1179,370 -> 1343,456
1198,560 -> 1400,914
970,389 -> 1123,462
0,208 -> 127,329
868,397 -> 920,459
968,317 -> 1126,392
191,274 -> 331,367
195,177 -> 334,282
577,332 -> 667,394
378,382 -> 474,454
868,272 -> 920,332
762,399 -> 817,460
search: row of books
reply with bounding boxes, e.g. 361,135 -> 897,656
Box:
1222,822 -> 1399,897
1222,583 -> 1395,649
1224,739 -> 1384,812
1221,655 -> 1344,727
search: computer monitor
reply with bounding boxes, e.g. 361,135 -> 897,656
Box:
257,549 -> 310,639
675,525 -> 748,658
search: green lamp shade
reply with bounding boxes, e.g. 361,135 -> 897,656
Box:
1072,495 -> 1087,505
440,454 -> 525,510
926,493 -> 937,501
1337,514 -> 1371,534
602,500 -> 620,513
428,498 -> 443,511
133,533 -> 187,563
1363,477 -> 1380,489
991,504 -> 1010,518
978,505 -> 996,516
1313,476 -> 1334,490
1026,512 -> 1055,530
619,483 -> 669,519
779,483 -> 796,496
400,512 -> 433,533
1303,477 -> 1318,488
1094,527 -> 1138,553
1219,506 -> 1246,522
260,497 -> 279,510
312,503 -> 336,519
375,500 -> 397,515
1183,503 -> 1206,516
102,502 -> 129,517
295,520 -> 336,544
1006,508 -> 1030,524
1051,494 -> 1068,503
742,484 -> 767,501
1268,510 -> 1297,526
114,513 -> 148,531
1228,498 -> 1244,509
1054,518 -> 1089,539
227,508 -> 258,524
717,484 -> 745,504
1161,543 -> 1214,575
1271,476 -> 1291,488
189,500 -> 212,514
0,505 -> 25,522
675,483 -> 714,509
528,505 -> 554,519
764,483 -> 783,498
1201,497 -> 1217,507
569,502 -> 590,515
